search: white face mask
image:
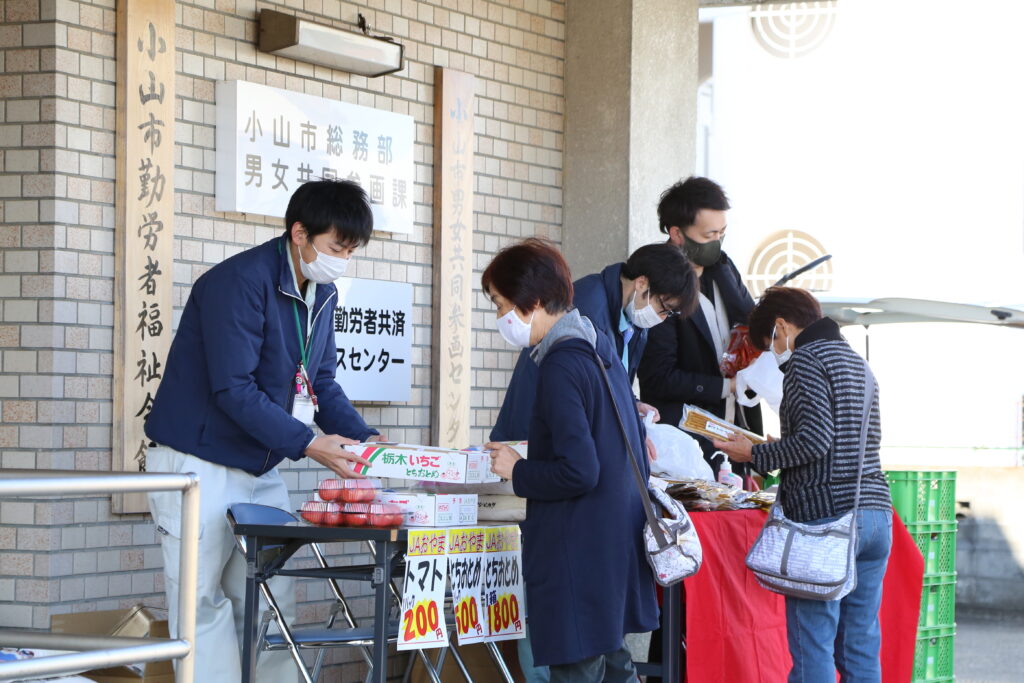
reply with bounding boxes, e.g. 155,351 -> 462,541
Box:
299,241 -> 350,284
771,326 -> 793,366
625,288 -> 663,329
496,308 -> 534,348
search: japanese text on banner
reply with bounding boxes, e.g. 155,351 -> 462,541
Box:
399,530 -> 449,650
484,526 -> 525,641
447,527 -> 487,645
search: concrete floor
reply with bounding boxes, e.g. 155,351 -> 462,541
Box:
955,608 -> 1024,682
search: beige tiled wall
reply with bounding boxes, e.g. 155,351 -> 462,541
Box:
1,0 -> 564,677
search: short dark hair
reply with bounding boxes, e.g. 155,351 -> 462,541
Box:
621,243 -> 699,317
481,238 -> 574,315
657,176 -> 730,234
747,287 -> 823,350
283,179 -> 373,246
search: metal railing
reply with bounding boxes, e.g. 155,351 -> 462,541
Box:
0,470 -> 199,683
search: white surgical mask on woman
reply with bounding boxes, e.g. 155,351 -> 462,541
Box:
300,242 -> 350,284
625,288 -> 663,329
771,326 -> 793,366
496,308 -> 534,348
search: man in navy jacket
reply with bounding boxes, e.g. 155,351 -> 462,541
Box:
489,243 -> 697,447
145,180 -> 381,682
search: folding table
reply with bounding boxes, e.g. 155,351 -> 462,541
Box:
229,506 -> 514,683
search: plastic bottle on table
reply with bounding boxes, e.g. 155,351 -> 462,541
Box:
716,451 -> 743,489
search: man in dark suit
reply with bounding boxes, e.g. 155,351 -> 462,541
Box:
638,177 -> 763,477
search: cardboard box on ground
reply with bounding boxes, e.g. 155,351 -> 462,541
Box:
49,606 -> 174,683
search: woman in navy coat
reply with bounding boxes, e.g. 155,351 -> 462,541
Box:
482,239 -> 662,681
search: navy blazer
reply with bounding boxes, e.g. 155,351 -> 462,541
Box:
638,252 -> 763,439
146,237 -> 377,475
512,332 -> 659,666
489,263 -> 645,441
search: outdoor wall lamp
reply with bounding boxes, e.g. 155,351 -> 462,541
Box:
258,9 -> 404,77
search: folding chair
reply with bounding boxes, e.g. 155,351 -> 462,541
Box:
226,503 -> 445,683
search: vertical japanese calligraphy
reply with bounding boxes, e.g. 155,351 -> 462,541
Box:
431,68 -> 476,449
113,0 -> 175,513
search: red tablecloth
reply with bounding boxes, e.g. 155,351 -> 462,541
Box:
682,509 -> 923,682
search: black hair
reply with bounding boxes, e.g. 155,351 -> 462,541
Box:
747,287 -> 823,350
657,176 -> 730,234
283,179 -> 373,246
621,243 -> 699,317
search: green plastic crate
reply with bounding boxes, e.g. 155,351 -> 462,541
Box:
913,624 -> 955,681
886,470 -> 956,524
906,520 -> 958,575
919,572 -> 956,629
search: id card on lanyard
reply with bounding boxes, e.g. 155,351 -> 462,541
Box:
291,301 -> 319,426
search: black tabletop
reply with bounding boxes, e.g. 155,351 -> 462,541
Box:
230,520 -> 409,543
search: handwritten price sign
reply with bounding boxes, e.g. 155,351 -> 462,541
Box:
398,530 -> 449,650
448,527 -> 486,644
484,527 -> 526,641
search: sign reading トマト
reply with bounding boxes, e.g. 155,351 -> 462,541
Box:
333,277 -> 412,402
215,80 -> 414,234
399,529 -> 449,651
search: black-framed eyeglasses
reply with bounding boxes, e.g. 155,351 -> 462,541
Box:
655,295 -> 682,318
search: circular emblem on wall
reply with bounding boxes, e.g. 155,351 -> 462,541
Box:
750,1 -> 838,59
746,230 -> 832,297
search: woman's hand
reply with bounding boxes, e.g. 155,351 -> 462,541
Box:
484,442 -> 523,480
637,401 -> 660,423
711,432 -> 754,463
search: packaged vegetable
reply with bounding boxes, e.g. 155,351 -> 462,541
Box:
318,478 -> 382,502
341,502 -> 404,528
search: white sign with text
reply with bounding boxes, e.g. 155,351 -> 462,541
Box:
215,80 -> 414,234
333,277 -> 412,402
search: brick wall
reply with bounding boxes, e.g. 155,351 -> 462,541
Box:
0,0 -> 564,678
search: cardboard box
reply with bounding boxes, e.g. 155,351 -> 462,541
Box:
464,441 -> 527,485
50,606 -> 174,683
346,442 -> 469,483
379,491 -> 478,527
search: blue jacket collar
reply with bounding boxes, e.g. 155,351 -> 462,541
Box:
275,236 -> 337,312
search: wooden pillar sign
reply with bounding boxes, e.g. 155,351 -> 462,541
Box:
112,0 -> 175,513
431,68 -> 476,449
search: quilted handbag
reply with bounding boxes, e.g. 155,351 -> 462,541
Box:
591,348 -> 702,586
745,364 -> 876,601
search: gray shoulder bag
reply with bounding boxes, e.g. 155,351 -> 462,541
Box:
589,346 -> 702,586
745,363 -> 876,601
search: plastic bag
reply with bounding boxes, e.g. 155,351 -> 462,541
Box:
646,418 -> 715,481
720,324 -> 762,378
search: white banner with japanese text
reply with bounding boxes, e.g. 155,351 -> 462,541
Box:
215,80 -> 414,234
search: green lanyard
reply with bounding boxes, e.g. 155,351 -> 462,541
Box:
291,301 -> 310,368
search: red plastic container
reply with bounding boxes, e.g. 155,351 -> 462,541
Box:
318,478 -> 382,503
342,502 -> 404,528
300,500 -> 343,526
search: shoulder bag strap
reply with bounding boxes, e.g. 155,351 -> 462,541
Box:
587,346 -> 672,549
850,362 -> 878,513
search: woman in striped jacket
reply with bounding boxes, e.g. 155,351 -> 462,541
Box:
713,286 -> 892,683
